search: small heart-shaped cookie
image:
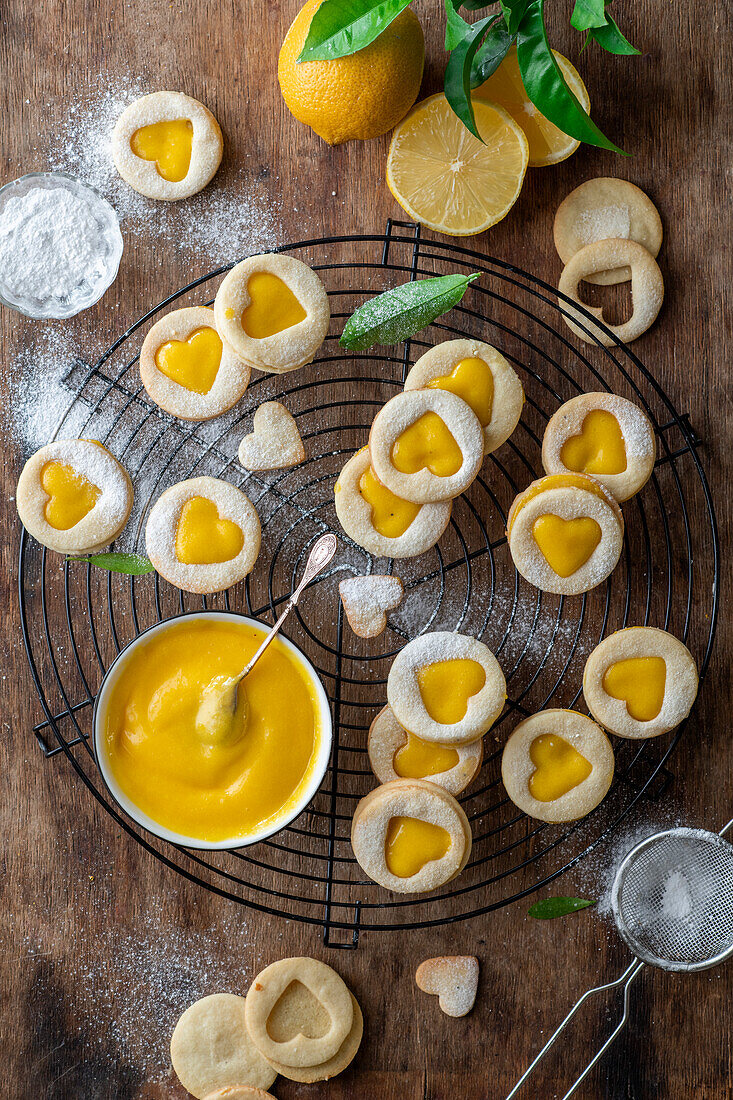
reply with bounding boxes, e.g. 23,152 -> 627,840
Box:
532,514 -> 602,577
238,401 -> 305,471
339,575 -> 404,638
415,955 -> 479,1018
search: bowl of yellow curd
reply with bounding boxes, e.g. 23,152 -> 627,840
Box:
93,612 -> 332,849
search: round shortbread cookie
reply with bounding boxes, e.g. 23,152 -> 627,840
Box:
112,91 -> 223,201
404,339 -> 524,455
16,439 -> 133,555
214,254 -> 330,373
507,473 -> 624,596
204,1089 -> 277,1100
558,239 -> 664,346
501,709 -> 615,823
263,992 -> 363,1083
387,632 -> 506,745
583,626 -> 698,740
140,307 -> 251,421
351,778 -> 472,894
244,957 -> 353,1069
554,178 -> 663,285
145,476 -> 260,594
170,993 -> 277,1099
369,390 -> 484,503
542,392 -> 656,502
334,448 -> 452,559
368,705 -> 483,795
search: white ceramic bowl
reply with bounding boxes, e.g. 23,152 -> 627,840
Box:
93,611 -> 332,850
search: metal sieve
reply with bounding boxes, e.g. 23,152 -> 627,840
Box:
506,820 -> 733,1100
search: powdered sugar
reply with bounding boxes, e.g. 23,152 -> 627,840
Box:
575,204 -> 631,246
660,869 -> 694,921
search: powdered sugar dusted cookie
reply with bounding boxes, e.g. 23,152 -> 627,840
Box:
238,401 -> 305,471
542,392 -> 656,502
112,91 -> 223,201
368,705 -> 482,795
583,627 -> 698,740
140,307 -> 250,421
507,473 -> 624,595
369,389 -> 484,503
204,1089 -> 277,1100
145,476 -> 260,594
404,339 -> 524,455
388,632 -> 506,745
214,254 -> 330,373
334,448 -> 452,559
415,956 -> 479,1018
339,575 -> 403,638
16,439 -> 133,554
554,178 -> 662,285
263,992 -> 363,1083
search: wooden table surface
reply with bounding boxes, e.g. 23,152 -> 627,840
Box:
2,1 -> 731,1097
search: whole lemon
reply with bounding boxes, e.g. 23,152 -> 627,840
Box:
278,0 -> 425,145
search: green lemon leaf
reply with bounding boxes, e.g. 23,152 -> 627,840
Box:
297,0 -> 414,62
68,552 -> 155,575
445,0 -> 471,51
470,21 -> 513,86
445,15 -> 500,140
590,15 -> 640,55
570,0 -> 607,32
340,273 -> 481,351
500,0 -> 530,36
528,896 -> 597,919
461,0 -> 495,9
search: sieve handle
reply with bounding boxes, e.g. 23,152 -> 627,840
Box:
719,819 -> 733,837
505,958 -> 645,1100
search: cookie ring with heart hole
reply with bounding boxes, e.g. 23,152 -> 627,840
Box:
263,992 -> 364,1083
367,704 -> 483,794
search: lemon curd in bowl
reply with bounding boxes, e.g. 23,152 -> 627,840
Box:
94,612 -> 332,849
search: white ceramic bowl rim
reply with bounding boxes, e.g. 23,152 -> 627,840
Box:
93,610 -> 333,851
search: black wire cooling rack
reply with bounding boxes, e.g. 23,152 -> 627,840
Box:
18,221 -> 719,946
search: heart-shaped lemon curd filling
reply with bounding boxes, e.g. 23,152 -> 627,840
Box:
241,272 -> 307,339
130,119 -> 193,182
508,474 -> 610,538
426,357 -> 494,427
393,733 -> 460,779
155,327 -> 223,395
175,497 -> 243,565
267,981 -> 331,1041
528,734 -> 593,802
532,514 -> 602,577
560,409 -> 628,475
41,461 -> 101,530
602,656 -> 666,721
391,412 -> 463,477
385,816 -> 452,878
357,464 -> 420,537
417,659 -> 486,725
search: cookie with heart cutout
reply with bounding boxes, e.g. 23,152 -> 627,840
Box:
403,339 -> 524,456
415,956 -> 479,1018
16,439 -> 133,555
214,254 -> 330,373
238,401 -> 305,471
583,626 -> 698,740
112,91 -> 223,201
387,632 -> 506,746
368,705 -> 483,796
542,392 -> 656,502
262,992 -> 363,1083
351,778 -> 472,894
140,307 -> 251,421
501,709 -> 615,823
507,473 -> 624,596
245,957 -> 354,1069
369,389 -> 485,504
145,476 -> 260,594
339,575 -> 404,638
170,993 -> 277,1099
335,448 -> 452,559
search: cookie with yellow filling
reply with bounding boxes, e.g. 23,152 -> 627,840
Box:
404,339 -> 524,455
583,626 -> 698,740
507,473 -> 624,595
501,709 -> 615,823
542,393 -> 655,502
334,448 -> 452,559
112,91 -> 223,201
145,476 -> 260,593
214,254 -> 330,373
140,307 -> 250,421
351,778 -> 472,894
368,705 -> 483,795
16,439 -> 133,554
387,632 -> 506,745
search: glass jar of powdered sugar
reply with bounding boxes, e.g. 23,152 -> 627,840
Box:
0,172 -> 123,319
